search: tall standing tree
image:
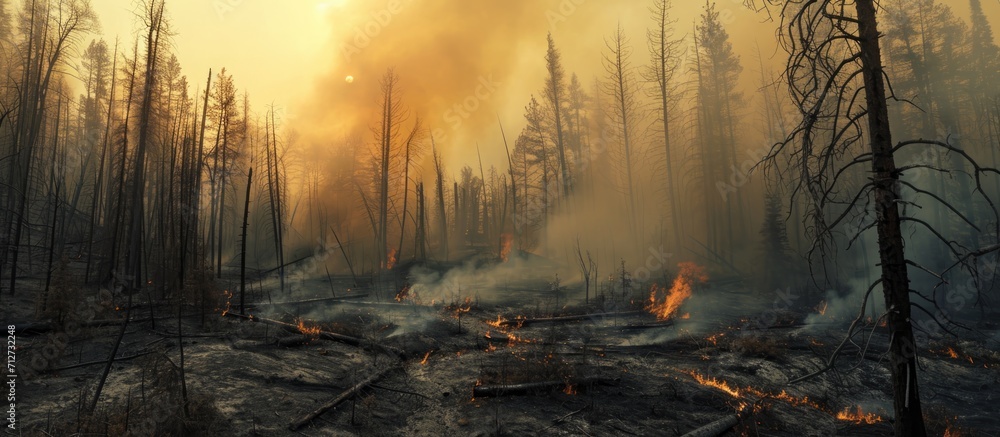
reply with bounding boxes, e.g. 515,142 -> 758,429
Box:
645,0 -> 684,252
603,23 -> 642,247
544,33 -> 571,199
753,1 -> 1000,435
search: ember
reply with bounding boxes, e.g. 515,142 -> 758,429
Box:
646,262 -> 705,320
420,351 -> 432,365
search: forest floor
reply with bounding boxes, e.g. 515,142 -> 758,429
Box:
6,257 -> 1000,436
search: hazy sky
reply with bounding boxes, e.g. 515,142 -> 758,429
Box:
89,0 -> 1000,169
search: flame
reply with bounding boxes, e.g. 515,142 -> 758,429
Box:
395,285 -> 412,302
449,297 -> 473,317
684,371 -> 825,410
385,247 -> 397,270
563,384 -> 577,395
486,315 -> 507,329
499,233 -> 513,262
706,333 -> 725,346
485,343 -> 497,352
219,290 -> 233,316
686,370 -> 742,398
646,262 -> 706,320
946,347 -> 959,359
836,406 -> 883,425
815,300 -> 828,316
296,319 -> 322,337
420,351 -> 432,365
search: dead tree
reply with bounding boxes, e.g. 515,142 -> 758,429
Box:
644,0 -> 684,253
750,1 -> 1000,435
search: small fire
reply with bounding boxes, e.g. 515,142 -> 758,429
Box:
499,233 -> 513,262
385,247 -> 397,270
836,406 -> 883,425
448,297 -> 473,317
296,318 -> 322,337
946,347 -> 959,359
420,351 -> 432,365
486,315 -> 507,329
646,262 -> 706,320
706,333 -> 725,346
395,285 -> 412,302
485,343 -> 497,352
219,290 -> 233,316
563,384 -> 577,395
815,300 -> 828,316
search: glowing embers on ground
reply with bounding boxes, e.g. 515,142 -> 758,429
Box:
646,262 -> 706,320
933,346 -> 976,364
420,351 -> 432,365
835,406 -> 883,425
682,370 -> 884,424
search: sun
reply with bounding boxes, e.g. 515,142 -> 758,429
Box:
345,75 -> 354,83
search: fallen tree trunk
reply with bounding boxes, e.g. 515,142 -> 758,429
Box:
288,366 -> 398,431
680,413 -> 740,437
496,311 -> 645,327
612,320 -> 675,331
472,377 -> 617,398
223,312 -> 406,358
259,293 -> 370,307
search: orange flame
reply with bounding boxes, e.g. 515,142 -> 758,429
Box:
836,406 -> 883,425
385,248 -> 397,270
219,290 -> 233,316
946,347 -> 959,359
296,319 -> 322,337
816,300 -> 828,316
420,351 -> 432,365
499,233 -> 513,262
563,384 -> 577,395
395,285 -> 412,302
646,262 -> 706,320
486,315 -> 507,329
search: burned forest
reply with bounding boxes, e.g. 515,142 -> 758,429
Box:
4,0 -> 1000,436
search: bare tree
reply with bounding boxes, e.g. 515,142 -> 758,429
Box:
644,0 -> 684,253
751,1 -> 1000,435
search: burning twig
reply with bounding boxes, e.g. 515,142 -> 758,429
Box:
288,366 -> 399,430
224,312 -> 406,358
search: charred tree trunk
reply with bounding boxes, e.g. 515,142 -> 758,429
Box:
856,1 -> 926,435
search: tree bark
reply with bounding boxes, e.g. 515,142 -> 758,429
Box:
855,1 -> 927,435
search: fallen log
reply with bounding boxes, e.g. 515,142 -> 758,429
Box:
277,334 -> 315,348
496,311 -> 645,327
612,320 -> 675,331
41,350 -> 155,374
680,413 -> 740,437
258,294 -> 370,307
288,366 -> 398,430
472,377 -> 617,398
223,313 -> 406,358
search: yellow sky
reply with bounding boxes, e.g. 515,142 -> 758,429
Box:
88,0 -> 1000,169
